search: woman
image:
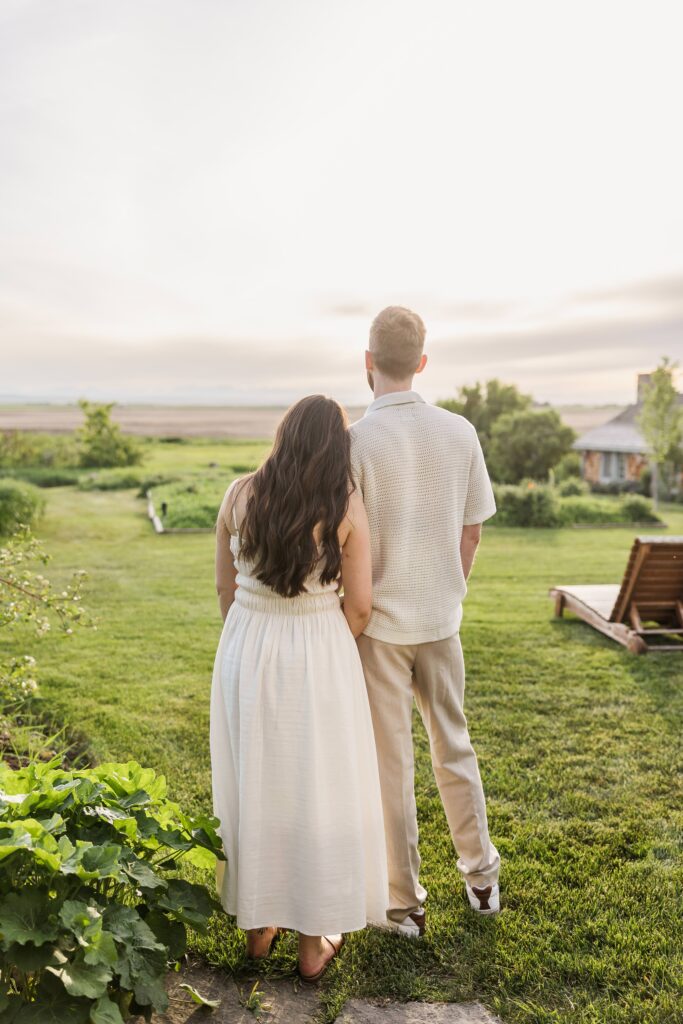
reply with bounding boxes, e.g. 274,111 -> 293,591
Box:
210,395 -> 388,982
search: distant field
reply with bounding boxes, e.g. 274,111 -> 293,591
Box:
0,402 -> 622,438
0,404 -> 367,439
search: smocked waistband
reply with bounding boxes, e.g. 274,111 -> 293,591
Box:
234,586 -> 341,616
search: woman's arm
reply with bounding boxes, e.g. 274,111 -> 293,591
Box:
340,490 -> 373,638
216,485 -> 239,621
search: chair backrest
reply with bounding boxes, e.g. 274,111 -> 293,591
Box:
610,536 -> 683,623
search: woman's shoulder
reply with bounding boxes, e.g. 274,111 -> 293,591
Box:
220,474 -> 255,533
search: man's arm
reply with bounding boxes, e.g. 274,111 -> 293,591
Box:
460,522 -> 482,580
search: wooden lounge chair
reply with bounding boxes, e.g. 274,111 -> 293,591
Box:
550,536 -> 683,653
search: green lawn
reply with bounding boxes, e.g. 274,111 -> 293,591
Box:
1,449 -> 682,1024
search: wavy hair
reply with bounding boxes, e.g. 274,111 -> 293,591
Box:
238,395 -> 351,597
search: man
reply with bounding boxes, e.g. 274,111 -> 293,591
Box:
350,305 -> 500,938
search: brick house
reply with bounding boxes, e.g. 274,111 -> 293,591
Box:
574,374 -> 682,487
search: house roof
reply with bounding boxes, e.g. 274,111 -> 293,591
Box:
574,393 -> 683,455
574,404 -> 647,454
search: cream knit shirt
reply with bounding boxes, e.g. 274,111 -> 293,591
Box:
349,390 -> 496,645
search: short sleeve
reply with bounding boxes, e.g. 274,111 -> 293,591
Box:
349,428 -> 364,494
463,432 -> 496,525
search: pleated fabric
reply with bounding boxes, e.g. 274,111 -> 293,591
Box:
210,537 -> 389,935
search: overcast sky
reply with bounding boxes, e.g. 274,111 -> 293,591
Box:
1,0 -> 682,406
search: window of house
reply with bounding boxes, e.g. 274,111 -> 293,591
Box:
617,454 -> 627,481
601,452 -> 615,480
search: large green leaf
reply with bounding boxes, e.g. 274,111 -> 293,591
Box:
47,953 -> 112,999
179,983 -> 220,1008
89,994 -> 126,1024
118,789 -> 152,810
117,946 -> 168,1013
59,901 -> 118,968
0,890 -> 59,948
101,905 -> 163,952
181,845 -> 219,871
59,900 -> 100,933
0,820 -> 62,870
144,910 -> 186,959
156,879 -> 220,931
14,986 -> 91,1024
3,941 -> 60,971
120,854 -> 167,891
60,842 -> 125,881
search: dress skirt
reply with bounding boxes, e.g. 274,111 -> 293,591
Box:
210,585 -> 389,935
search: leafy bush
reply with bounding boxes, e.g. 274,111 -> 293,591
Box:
557,477 -> 589,497
0,481 -> 45,536
0,759 -> 225,1021
152,478 -> 226,530
1,468 -> 81,488
557,497 -> 621,525
590,479 -> 640,495
1,526 -> 90,709
135,475 -> 179,498
77,402 -> 142,469
0,433 -> 41,469
558,495 -> 662,526
77,470 -> 143,492
437,379 -> 532,456
489,409 -> 576,484
493,482 -> 562,527
0,432 -> 78,470
492,485 -> 662,527
619,495 -> 661,523
554,451 -> 582,482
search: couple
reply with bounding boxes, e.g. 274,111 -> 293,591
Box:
210,306 -> 500,982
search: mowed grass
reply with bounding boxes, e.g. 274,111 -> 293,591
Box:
2,441 -> 682,1024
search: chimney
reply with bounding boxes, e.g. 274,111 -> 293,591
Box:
637,373 -> 651,404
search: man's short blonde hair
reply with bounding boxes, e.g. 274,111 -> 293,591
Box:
369,306 -> 426,380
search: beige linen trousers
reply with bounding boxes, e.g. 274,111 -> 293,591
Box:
357,631 -> 500,922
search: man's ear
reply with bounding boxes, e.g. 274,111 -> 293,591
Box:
365,349 -> 374,370
415,353 -> 428,375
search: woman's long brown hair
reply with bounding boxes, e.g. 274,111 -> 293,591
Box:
237,395 -> 351,598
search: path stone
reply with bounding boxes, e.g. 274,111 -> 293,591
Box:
337,1000 -> 503,1024
151,957 -> 319,1024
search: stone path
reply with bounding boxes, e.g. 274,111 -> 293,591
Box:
150,957 -> 502,1024
338,1001 -> 503,1023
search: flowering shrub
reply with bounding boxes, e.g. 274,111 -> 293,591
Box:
0,526 -> 90,711
0,759 -> 225,1021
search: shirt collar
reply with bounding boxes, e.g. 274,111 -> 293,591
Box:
364,390 -> 426,416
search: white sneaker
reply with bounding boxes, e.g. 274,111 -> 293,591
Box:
391,908 -> 426,938
465,882 -> 500,915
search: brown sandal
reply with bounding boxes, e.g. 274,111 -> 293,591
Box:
246,926 -> 282,960
298,935 -> 345,983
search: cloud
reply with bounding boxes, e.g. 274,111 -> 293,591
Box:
2,272 -> 682,406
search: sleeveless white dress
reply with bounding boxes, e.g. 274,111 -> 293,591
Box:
210,528 -> 389,935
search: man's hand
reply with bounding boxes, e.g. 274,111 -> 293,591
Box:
460,523 -> 483,580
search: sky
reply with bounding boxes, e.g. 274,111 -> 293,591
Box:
1,0 -> 682,407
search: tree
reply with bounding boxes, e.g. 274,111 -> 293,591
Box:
438,380 -> 532,456
77,400 -> 142,468
637,358 -> 683,510
488,408 -> 576,483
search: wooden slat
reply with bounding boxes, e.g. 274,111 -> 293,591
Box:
612,541 -> 651,622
